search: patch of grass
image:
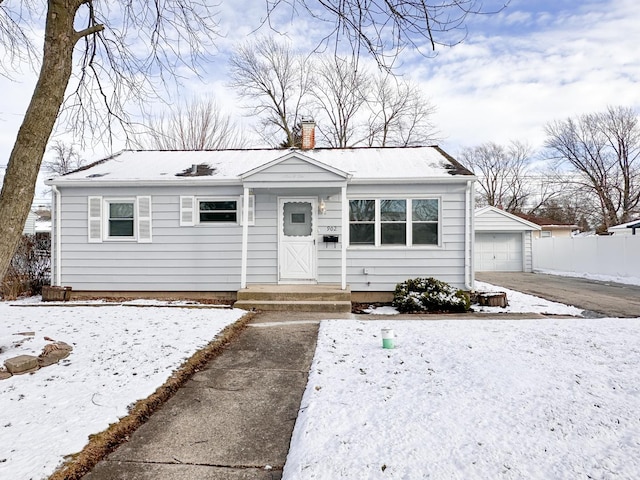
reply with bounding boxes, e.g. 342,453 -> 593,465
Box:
47,312 -> 255,480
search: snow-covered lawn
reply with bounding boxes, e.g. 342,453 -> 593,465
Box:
536,269 -> 640,287
363,281 -> 584,317
473,281 -> 584,316
0,301 -> 245,480
284,318 -> 640,479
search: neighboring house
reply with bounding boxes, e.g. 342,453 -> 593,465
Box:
22,210 -> 38,236
512,212 -> 578,238
608,219 -> 640,236
474,206 -> 541,272
45,122 -> 476,301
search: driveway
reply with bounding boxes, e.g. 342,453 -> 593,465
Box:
476,272 -> 640,318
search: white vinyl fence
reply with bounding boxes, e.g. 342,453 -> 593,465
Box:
533,235 -> 640,283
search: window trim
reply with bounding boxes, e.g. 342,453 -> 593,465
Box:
180,195 -> 255,227
89,196 -> 152,243
197,197 -> 239,224
348,197 -> 441,248
104,198 -> 137,241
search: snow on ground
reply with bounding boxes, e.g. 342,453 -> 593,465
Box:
535,269 -> 640,287
362,282 -> 584,317
284,318 -> 640,479
0,301 -> 245,480
473,281 -> 584,316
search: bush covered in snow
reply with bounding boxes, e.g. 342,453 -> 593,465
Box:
392,277 -> 470,313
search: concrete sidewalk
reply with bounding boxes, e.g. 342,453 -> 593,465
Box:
83,312 -> 348,480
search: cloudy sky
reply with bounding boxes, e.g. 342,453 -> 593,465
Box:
1,0 -> 639,193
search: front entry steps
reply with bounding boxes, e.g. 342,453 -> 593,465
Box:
234,284 -> 352,312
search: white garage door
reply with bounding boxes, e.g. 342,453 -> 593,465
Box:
475,232 -> 523,272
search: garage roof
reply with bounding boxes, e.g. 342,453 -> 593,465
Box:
475,206 -> 541,231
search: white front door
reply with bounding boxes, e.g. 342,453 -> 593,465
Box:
279,197 -> 317,282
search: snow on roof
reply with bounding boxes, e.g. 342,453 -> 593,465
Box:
608,218 -> 640,231
512,212 -> 578,229
46,147 -> 473,185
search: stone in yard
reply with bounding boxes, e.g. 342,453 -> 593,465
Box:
5,355 -> 40,375
39,342 -> 73,367
0,369 -> 12,380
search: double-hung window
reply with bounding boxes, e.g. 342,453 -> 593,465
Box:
380,200 -> 406,245
348,198 -> 440,247
87,196 -> 152,243
349,200 -> 375,245
412,199 -> 439,245
107,200 -> 135,238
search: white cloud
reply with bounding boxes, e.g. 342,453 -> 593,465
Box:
414,0 -> 640,153
0,0 -> 639,168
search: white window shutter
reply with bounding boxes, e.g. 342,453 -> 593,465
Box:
180,196 -> 195,226
240,194 -> 255,226
137,196 -> 152,243
87,196 -> 103,243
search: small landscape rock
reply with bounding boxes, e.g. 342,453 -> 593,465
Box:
5,355 -> 40,375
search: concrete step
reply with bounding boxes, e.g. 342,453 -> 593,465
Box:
233,300 -> 352,313
237,284 -> 351,302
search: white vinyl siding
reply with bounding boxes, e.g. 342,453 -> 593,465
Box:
59,180 -> 469,292
64,187 -> 264,291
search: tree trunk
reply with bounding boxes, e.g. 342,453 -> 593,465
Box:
0,0 -> 78,282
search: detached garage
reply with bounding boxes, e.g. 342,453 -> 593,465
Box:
474,206 -> 541,272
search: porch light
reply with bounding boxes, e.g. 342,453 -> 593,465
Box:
319,198 -> 327,215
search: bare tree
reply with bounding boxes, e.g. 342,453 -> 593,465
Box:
544,106 -> 640,228
229,36 -> 312,147
265,0 -> 506,69
134,97 -> 247,150
0,0 -> 220,280
44,141 -> 86,175
459,141 -> 536,212
366,74 -> 438,147
311,56 -> 369,147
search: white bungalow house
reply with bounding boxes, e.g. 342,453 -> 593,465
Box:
45,122 -> 476,307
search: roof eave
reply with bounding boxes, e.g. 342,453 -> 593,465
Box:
45,178 -> 242,187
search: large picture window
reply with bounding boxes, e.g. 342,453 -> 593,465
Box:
349,198 -> 440,247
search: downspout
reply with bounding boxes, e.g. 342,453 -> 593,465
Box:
240,187 -> 250,289
465,180 -> 474,290
341,185 -> 347,290
51,185 -> 62,286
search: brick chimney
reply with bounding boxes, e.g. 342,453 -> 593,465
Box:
301,118 -> 315,150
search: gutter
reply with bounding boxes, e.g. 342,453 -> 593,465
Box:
45,175 -> 478,189
51,185 -> 62,286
